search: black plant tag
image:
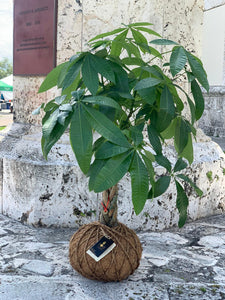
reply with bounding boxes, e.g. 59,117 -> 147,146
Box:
86,236 -> 116,262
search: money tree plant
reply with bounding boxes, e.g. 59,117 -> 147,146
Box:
35,22 -> 208,228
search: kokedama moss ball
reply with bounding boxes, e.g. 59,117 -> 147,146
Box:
69,221 -> 142,282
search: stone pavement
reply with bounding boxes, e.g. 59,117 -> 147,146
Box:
1,214 -> 225,299
0,109 -> 13,127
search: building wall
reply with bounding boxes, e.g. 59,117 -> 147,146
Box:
202,4 -> 225,86
199,1 -> 225,138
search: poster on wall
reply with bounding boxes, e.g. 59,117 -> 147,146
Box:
13,0 -> 57,75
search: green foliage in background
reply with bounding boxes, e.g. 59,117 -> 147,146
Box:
0,58 -> 12,79
35,22 -> 208,227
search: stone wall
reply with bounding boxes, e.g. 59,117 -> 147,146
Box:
200,87 -> 225,137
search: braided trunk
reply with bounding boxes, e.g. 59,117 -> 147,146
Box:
99,184 -> 118,227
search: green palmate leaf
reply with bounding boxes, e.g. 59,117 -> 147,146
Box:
148,175 -> 171,198
150,86 -> 176,133
155,154 -> 172,172
42,109 -> 59,139
148,46 -> 163,59
95,48 -> 108,57
176,133 -> 193,164
92,150 -> 133,192
161,118 -> 176,139
111,29 -> 128,56
90,55 -> 115,83
191,79 -> 204,121
39,62 -> 67,93
186,71 -> 195,82
151,109 -> 173,133
122,41 -> 141,58
62,75 -> 81,99
137,43 -> 158,55
144,149 -> 155,162
130,123 -> 144,146
134,27 -> 161,37
82,104 -> 130,147
176,174 -> 203,197
55,95 -> 67,105
150,39 -> 178,45
43,100 -> 57,113
131,28 -> 148,52
32,103 -> 45,115
95,141 -> 130,159
134,77 -> 161,90
59,103 -> 73,112
62,60 -> 83,90
186,51 -> 209,92
69,53 -> 83,62
160,85 -> 175,117
175,118 -> 189,154
174,84 -> 195,124
82,54 -> 99,95
57,111 -> 70,126
138,86 -> 156,105
186,95 -> 196,124
42,112 -> 72,159
89,40 -> 109,50
88,28 -> 126,42
88,159 -> 108,191
147,124 -> 162,154
92,136 -> 105,152
122,57 -> 144,66
99,105 -> 116,122
71,89 -> 85,101
142,65 -> 164,79
131,22 -> 153,27
175,179 -> 189,228
130,152 -> 149,214
174,157 -> 188,173
57,61 -> 70,88
170,46 -> 187,77
135,42 -> 152,55
109,61 -> 130,94
82,96 -> 121,110
70,104 -> 93,174
141,152 -> 155,193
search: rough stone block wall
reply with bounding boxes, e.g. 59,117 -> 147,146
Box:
200,87 -> 225,137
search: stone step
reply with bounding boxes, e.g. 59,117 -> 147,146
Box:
0,123 -> 225,231
0,213 -> 225,299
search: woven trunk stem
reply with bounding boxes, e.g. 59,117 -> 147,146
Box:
99,185 -> 118,227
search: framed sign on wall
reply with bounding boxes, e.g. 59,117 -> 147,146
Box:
13,0 -> 57,75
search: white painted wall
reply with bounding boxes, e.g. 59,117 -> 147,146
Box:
203,5 -> 225,85
204,0 -> 225,10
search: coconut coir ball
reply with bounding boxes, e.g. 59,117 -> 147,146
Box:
69,221 -> 142,282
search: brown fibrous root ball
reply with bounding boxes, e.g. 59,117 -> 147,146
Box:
69,221 -> 142,282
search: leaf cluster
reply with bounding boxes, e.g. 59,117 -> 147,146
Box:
0,58 -> 12,79
35,22 -> 209,227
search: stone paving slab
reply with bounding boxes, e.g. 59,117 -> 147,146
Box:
1,214 -> 225,299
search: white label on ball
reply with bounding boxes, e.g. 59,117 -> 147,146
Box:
86,236 -> 116,262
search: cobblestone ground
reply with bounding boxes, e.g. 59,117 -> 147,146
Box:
0,214 -> 225,299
